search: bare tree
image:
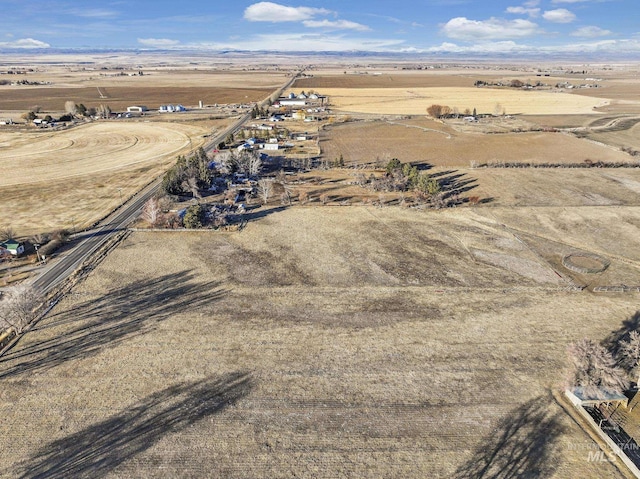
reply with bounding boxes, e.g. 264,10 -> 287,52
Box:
215,150 -> 262,177
566,338 -> 629,399
427,104 -> 451,119
619,331 -> 640,386
427,104 -> 444,119
96,104 -> 112,119
0,226 -> 16,241
181,175 -> 201,199
65,101 -> 77,117
0,284 -> 43,334
237,150 -> 262,176
141,197 -> 162,227
257,179 -> 273,205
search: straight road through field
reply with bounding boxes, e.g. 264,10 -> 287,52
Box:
31,177 -> 159,294
29,70 -> 303,294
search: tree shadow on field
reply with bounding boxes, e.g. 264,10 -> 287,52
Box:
241,205 -> 288,222
603,311 -> 640,357
0,270 -> 227,379
453,394 -> 565,479
15,371 -> 253,479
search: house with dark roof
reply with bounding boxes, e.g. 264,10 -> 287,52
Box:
0,239 -> 25,257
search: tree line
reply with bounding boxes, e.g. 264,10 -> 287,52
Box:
566,331 -> 640,400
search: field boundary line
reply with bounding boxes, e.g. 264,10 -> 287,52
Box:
384,120 -> 452,139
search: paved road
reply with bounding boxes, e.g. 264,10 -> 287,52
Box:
29,72 -> 302,295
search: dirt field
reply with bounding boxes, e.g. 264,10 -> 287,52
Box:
0,86 -> 276,112
319,119 -> 634,167
0,61 -> 289,113
1,206 -> 637,477
296,73 -> 476,89
0,119 -> 218,234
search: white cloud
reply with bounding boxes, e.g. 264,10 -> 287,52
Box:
506,6 -> 540,17
428,41 -> 528,53
543,8 -> 576,23
441,17 -> 540,41
571,26 -> 612,37
551,0 -> 589,3
426,38 -> 640,55
302,19 -> 370,31
244,2 -> 331,22
69,9 -> 119,18
0,38 -> 50,49
138,38 -> 181,47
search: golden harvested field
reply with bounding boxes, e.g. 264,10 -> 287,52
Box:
319,119 -> 634,167
1,206 -> 638,477
319,87 -> 609,116
0,120 -> 215,234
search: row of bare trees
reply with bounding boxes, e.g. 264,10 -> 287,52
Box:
566,333 -> 640,399
0,284 -> 42,335
427,104 -> 477,119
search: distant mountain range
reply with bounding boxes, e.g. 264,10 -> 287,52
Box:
1,47 -> 639,62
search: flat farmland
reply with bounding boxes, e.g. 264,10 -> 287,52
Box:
0,86 -> 275,112
0,66 -> 289,112
1,206 -> 636,478
295,73 -> 475,89
0,120 -> 214,234
318,87 -> 609,116
319,119 -> 634,167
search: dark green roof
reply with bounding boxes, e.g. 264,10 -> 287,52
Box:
0,239 -> 22,250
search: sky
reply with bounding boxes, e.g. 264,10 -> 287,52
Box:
0,0 -> 639,56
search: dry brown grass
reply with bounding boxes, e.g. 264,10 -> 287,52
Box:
0,206 -> 636,477
318,87 -> 609,116
0,120 -> 215,234
319,119 -> 634,167
586,121 -> 640,152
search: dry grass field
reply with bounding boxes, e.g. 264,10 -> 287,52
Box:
319,119 -> 634,167
1,206 -> 638,477
3,57 -> 640,477
0,119 -> 218,234
585,120 -> 640,152
318,87 -> 609,116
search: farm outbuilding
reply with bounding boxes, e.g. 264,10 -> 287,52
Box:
0,239 -> 24,256
279,99 -> 306,107
127,106 -> 148,113
159,104 -> 186,113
